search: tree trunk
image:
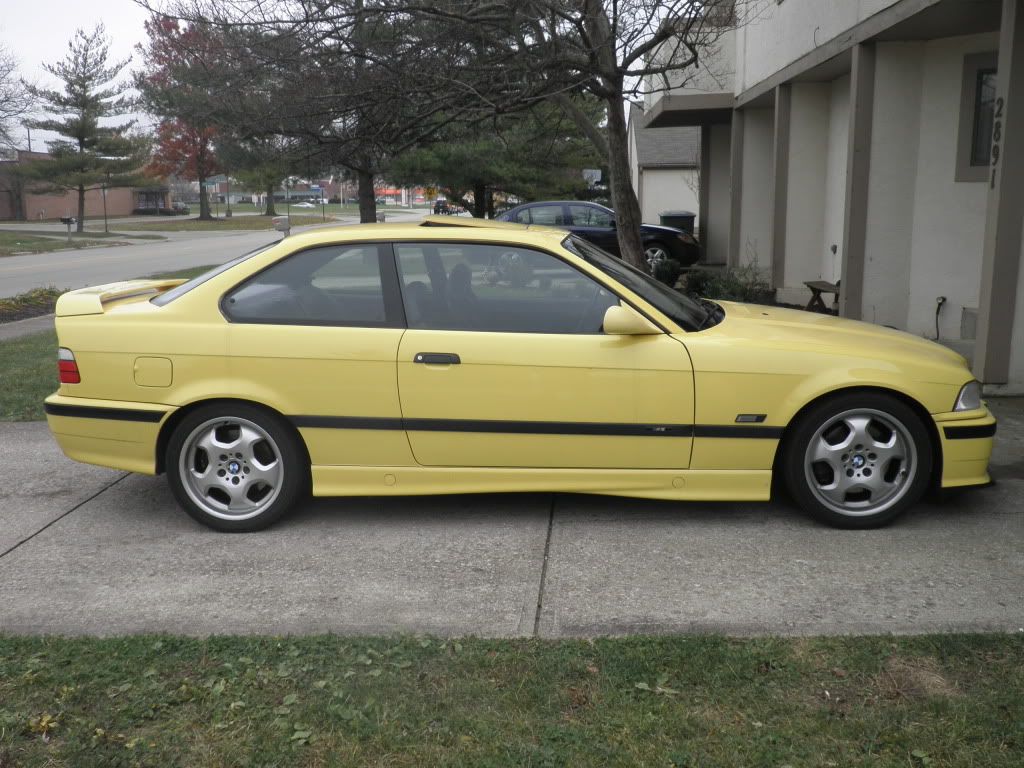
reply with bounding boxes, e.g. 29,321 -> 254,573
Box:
76,185 -> 85,232
198,173 -> 212,220
604,95 -> 645,270
472,182 -> 486,218
486,189 -> 495,219
357,170 -> 376,223
264,184 -> 276,216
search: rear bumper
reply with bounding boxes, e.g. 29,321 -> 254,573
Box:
934,409 -> 996,489
44,394 -> 174,475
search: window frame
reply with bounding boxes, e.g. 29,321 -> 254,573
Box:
218,240 -> 407,329
956,51 -> 999,183
391,238 -> 661,336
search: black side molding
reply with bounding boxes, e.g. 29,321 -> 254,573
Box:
44,403 -> 164,423
942,423 -> 997,440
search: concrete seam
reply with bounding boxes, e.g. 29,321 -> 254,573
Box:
0,473 -> 129,561
532,494 -> 556,638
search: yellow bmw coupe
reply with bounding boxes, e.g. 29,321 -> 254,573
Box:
45,217 -> 995,531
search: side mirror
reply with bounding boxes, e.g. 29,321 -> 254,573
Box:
272,216 -> 290,235
602,304 -> 660,335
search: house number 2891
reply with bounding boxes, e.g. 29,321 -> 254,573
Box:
991,96 -> 1005,189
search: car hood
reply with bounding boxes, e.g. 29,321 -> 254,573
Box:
713,300 -> 968,374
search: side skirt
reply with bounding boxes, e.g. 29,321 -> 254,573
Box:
310,466 -> 773,502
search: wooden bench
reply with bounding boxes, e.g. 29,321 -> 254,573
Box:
804,280 -> 840,313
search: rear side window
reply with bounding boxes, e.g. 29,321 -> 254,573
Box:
223,244 -> 398,326
395,242 -> 618,334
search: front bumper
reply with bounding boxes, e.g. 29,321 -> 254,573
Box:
45,393 -> 174,475
934,408 -> 997,488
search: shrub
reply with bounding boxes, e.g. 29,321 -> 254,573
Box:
683,263 -> 774,304
652,258 -> 683,287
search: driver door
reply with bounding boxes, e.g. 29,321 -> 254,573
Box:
393,241 -> 695,469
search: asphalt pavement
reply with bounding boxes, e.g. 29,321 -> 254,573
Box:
0,209 -> 429,298
0,398 -> 1020,638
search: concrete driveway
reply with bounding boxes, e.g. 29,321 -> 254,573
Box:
1,399 -> 1021,638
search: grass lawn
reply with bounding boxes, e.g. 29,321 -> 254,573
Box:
0,633 -> 1020,767
0,329 -> 58,420
93,214 -> 336,232
0,232 -> 126,256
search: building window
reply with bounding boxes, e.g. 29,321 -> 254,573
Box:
970,69 -> 998,166
956,51 -> 998,183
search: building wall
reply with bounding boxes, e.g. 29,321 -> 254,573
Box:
739,108 -> 774,267
822,75 -> 850,282
778,82 -> 830,304
1007,238 -> 1024,392
628,119 -> 641,193
860,42 -> 925,329
905,32 -> 998,341
647,20 -> 736,108
21,187 -> 136,221
736,0 -> 902,93
706,123 -> 732,265
639,168 -> 699,226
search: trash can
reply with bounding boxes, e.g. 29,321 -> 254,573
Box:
659,210 -> 696,233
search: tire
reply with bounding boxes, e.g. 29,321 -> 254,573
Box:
166,403 -> 308,532
783,392 -> 932,529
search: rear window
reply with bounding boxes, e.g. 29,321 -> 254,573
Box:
150,243 -> 277,307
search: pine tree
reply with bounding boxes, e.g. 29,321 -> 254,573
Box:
23,24 -> 146,232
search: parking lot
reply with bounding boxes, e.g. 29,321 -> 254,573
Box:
1,398 -> 1021,638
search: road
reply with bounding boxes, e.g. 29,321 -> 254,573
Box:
0,398 -> 1020,638
0,209 -> 429,298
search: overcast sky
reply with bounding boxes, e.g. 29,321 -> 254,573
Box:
3,0 -> 152,147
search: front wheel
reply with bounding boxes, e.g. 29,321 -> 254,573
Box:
166,404 -> 308,532
644,242 -> 670,270
783,393 -> 933,528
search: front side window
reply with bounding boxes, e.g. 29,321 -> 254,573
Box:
223,244 -> 394,326
395,242 -> 618,334
526,205 -> 567,226
569,204 -> 615,228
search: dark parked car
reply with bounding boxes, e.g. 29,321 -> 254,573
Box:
496,200 -> 700,267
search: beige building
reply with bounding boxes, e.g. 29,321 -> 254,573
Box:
643,0 -> 1024,393
627,106 -> 702,237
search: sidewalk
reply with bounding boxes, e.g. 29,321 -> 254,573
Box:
0,314 -> 53,341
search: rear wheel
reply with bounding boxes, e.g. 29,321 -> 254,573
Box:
784,393 -> 932,528
166,404 -> 307,532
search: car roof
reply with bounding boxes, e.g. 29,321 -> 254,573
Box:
278,215 -> 571,251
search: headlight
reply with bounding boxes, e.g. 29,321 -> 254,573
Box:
954,380 -> 982,411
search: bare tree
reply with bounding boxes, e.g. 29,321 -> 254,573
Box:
0,43 -> 34,155
137,1 -> 742,259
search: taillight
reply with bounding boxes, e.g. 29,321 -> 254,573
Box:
58,347 -> 81,384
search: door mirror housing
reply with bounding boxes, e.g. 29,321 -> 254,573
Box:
602,304 -> 660,335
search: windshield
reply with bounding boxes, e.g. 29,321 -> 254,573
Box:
563,235 -> 710,331
151,242 -> 278,306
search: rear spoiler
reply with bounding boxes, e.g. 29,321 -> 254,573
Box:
55,279 -> 187,317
